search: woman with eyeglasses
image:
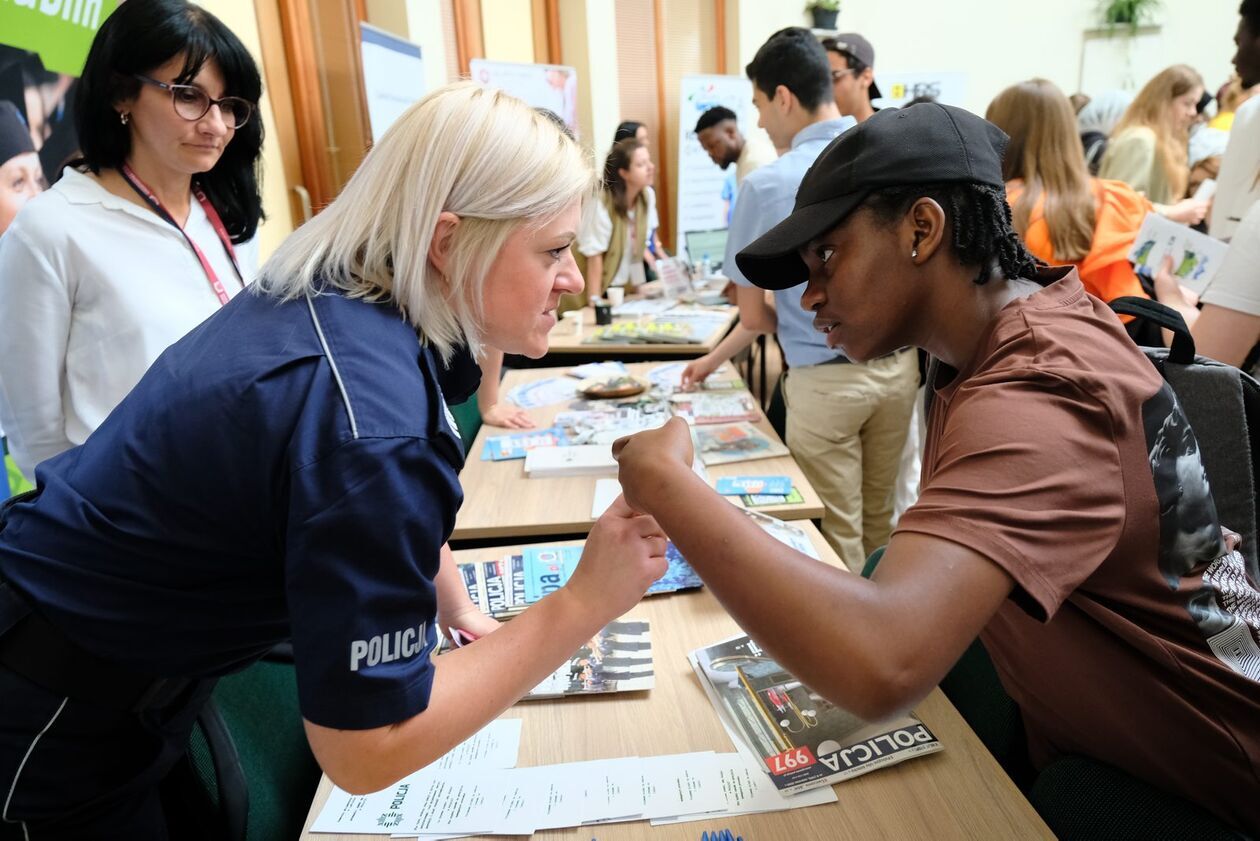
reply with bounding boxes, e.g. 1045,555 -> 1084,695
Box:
0,0 -> 262,482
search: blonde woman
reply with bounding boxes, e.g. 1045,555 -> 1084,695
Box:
0,82 -> 667,836
987,79 -> 1151,309
1099,65 -> 1209,222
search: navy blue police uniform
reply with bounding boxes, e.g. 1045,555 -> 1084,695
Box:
0,284 -> 479,838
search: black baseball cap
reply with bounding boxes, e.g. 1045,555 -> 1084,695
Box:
824,33 -> 882,100
735,103 -> 1009,290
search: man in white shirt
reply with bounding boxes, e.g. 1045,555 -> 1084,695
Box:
1209,0 -> 1260,241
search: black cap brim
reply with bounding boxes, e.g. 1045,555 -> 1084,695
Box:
735,191 -> 867,290
869,79 -> 882,101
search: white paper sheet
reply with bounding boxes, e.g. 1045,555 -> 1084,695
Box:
403,770 -> 542,836
591,478 -> 622,518
649,753 -> 837,826
310,720 -> 523,834
507,377 -> 577,409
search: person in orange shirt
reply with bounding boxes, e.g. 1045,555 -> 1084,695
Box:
987,79 -> 1155,331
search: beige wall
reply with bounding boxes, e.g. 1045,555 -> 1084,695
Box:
366,0 -> 453,92
482,0 -> 536,63
199,0 -> 294,260
558,0 -> 621,160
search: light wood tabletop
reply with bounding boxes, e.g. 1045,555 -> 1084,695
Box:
452,362 -> 823,542
543,303 -> 738,358
299,524 -> 1053,841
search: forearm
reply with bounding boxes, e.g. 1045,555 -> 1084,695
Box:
640,466 -> 918,718
585,254 -> 603,300
476,350 -> 504,413
735,287 -> 777,334
432,544 -> 474,620
307,586 -> 606,793
1190,304 -> 1260,367
707,324 -> 759,365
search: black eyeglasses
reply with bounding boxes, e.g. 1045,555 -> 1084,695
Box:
830,69 -> 855,83
133,74 -> 253,129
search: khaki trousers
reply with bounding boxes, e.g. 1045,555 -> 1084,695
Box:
783,349 -> 919,571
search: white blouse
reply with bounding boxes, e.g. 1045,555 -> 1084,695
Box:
576,186 -> 659,286
0,167 -> 257,480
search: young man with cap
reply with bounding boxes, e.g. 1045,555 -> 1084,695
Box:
0,101 -> 43,235
681,27 -> 918,572
615,103 -> 1260,833
821,33 -> 880,123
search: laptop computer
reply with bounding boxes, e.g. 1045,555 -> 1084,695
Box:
684,228 -> 730,272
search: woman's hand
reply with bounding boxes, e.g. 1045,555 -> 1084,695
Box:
565,495 -> 667,619
612,417 -> 695,516
1158,198 -> 1209,226
437,601 -> 501,646
680,353 -> 720,391
481,402 -> 535,429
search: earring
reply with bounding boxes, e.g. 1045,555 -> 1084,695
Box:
911,247 -> 918,259
119,112 -> 130,125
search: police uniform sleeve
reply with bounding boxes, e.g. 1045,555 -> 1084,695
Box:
284,434 -> 461,730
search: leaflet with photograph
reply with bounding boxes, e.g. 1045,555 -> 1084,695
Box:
689,633 -> 942,795
670,392 -> 760,425
1128,212 -> 1228,295
693,422 -> 789,465
526,620 -> 654,699
480,427 -> 568,461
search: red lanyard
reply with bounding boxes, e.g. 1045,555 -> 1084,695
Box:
120,163 -> 243,306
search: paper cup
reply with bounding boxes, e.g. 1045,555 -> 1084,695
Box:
606,287 -> 625,308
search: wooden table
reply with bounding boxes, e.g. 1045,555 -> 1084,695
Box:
542,303 -> 738,359
299,525 -> 1052,841
452,362 -> 823,542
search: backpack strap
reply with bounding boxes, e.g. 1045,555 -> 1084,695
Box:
1109,296 -> 1196,364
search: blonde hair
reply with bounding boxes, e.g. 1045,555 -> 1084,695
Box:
1112,64 -> 1204,200
256,81 -> 593,362
987,79 -> 1095,262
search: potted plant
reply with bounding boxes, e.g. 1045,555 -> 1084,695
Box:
807,0 -> 840,31
1101,0 -> 1160,33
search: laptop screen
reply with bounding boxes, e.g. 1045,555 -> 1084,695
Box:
684,228 -> 730,271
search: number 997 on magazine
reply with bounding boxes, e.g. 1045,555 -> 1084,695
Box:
768,746 -> 817,775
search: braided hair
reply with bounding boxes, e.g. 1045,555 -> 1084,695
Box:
862,182 -> 1042,284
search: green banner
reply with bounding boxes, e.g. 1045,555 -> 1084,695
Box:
0,0 -> 120,75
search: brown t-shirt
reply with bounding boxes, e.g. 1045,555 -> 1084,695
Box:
895,267 -> 1260,832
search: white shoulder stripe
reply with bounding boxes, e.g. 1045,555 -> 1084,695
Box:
305,294 -> 360,439
3,696 -> 69,827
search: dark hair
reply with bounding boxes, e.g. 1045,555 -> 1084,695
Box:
745,27 -> 832,112
861,182 -> 1040,284
1243,0 -> 1260,33
694,106 -> 737,133
75,0 -> 264,243
536,107 -> 575,141
614,120 -> 644,143
601,138 -> 645,216
820,39 -> 868,76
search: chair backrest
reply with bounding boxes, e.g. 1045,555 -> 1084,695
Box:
187,650 -> 320,841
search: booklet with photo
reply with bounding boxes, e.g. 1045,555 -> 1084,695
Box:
670,392 -> 760,425
1128,212 -> 1228,295
694,422 -> 789,465
526,619 -> 654,699
480,427 -> 568,461
689,633 -> 942,795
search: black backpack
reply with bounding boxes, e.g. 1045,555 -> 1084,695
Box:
1111,297 -> 1260,568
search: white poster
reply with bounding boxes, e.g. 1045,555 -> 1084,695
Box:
676,74 -> 765,241
470,58 -> 579,136
871,72 -> 968,110
359,23 -> 426,142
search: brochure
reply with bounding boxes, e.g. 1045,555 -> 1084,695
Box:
693,422 -> 789,465
670,392 -> 760,425
689,633 -> 942,795
716,475 -> 794,496
741,488 -> 805,507
1128,212 -> 1229,295
480,427 -> 568,461
526,620 -> 654,699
